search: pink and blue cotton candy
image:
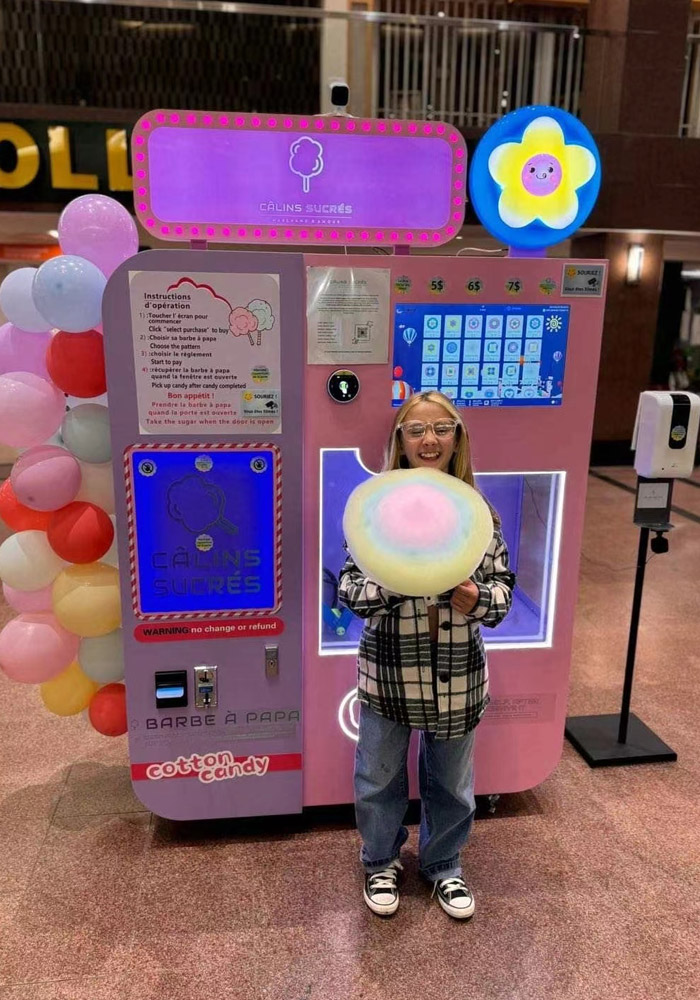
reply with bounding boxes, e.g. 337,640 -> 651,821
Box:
343,467 -> 493,597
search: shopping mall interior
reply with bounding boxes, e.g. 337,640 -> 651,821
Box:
0,1 -> 699,998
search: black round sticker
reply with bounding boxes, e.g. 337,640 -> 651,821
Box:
327,370 -> 360,404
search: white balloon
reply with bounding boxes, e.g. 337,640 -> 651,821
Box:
79,629 -> 124,683
31,255 -> 106,333
76,460 -> 115,514
0,530 -> 66,591
0,268 -> 52,333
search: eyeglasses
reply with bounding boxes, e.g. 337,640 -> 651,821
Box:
399,420 -> 459,440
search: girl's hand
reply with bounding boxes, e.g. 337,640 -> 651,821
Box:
450,580 -> 480,615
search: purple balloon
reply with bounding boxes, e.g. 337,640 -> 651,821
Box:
0,323 -> 51,379
58,195 -> 139,278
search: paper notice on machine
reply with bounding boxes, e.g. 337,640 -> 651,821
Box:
306,267 -> 390,365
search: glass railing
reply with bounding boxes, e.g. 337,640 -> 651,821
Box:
1,1 -> 586,124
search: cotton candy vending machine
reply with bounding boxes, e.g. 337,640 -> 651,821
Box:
103,105 -> 605,819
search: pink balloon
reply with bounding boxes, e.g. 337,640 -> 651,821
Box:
11,445 -> 81,512
2,582 -> 53,612
0,372 -> 65,449
58,195 -> 138,278
0,323 -> 51,379
0,612 -> 79,684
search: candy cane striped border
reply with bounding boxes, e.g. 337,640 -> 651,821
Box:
123,442 -> 282,621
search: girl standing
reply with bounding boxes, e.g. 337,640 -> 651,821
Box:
338,391 -> 514,919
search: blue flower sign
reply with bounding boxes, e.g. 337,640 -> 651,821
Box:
469,105 -> 601,252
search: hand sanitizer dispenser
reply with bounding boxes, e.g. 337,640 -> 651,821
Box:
632,391 -> 700,478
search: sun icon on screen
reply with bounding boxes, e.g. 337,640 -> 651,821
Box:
545,315 -> 563,333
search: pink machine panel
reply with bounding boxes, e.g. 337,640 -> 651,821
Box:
303,254 -> 607,805
104,248 -> 605,819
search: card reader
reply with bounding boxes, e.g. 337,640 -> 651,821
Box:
154,670 -> 188,709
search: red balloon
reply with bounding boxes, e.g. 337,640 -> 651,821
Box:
89,683 -> 127,737
47,501 -> 114,563
46,329 -> 106,398
0,478 -> 52,532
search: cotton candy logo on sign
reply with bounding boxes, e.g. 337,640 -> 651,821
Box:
146,751 -> 270,783
289,137 -> 324,193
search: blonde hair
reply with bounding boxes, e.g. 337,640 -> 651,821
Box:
383,391 -> 475,485
384,391 -> 500,526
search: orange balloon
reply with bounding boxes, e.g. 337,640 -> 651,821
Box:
0,478 -> 52,532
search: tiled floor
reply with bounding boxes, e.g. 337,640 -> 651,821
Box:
1,470 -> 699,999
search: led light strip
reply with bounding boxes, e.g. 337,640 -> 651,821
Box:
132,110 -> 466,247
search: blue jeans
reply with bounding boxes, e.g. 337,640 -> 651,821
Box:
354,702 -> 476,882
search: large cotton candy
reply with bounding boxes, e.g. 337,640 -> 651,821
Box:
343,467 -> 493,597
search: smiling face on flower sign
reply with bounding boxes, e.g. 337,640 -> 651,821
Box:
487,116 -> 596,231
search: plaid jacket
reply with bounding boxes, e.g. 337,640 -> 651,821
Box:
338,527 -> 515,740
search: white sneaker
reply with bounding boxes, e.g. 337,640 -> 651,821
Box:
363,860 -> 403,916
432,876 -> 475,919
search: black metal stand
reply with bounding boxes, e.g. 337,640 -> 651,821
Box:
566,518 -> 677,768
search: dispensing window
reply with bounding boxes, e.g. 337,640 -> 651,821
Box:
319,448 -> 564,652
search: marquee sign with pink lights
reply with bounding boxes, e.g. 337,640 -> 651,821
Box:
131,110 -> 467,247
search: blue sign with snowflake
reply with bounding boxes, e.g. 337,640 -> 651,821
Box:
469,105 -> 601,251
392,302 -> 570,408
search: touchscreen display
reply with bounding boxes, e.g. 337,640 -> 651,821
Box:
392,302 -> 570,407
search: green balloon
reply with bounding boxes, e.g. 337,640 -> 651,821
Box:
78,630 -> 124,684
61,404 -> 111,464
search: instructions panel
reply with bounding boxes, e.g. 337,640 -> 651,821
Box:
129,270 -> 281,434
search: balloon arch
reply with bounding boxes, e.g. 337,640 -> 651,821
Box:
0,195 -> 138,736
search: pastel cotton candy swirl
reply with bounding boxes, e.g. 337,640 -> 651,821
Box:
343,467 -> 493,597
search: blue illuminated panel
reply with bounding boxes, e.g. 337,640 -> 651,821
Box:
393,302 -> 569,407
129,446 -> 278,615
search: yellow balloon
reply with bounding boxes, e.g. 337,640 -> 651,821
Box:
40,660 -> 99,716
52,562 -> 122,638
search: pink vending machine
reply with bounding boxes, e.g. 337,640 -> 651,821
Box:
104,105 -> 606,819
